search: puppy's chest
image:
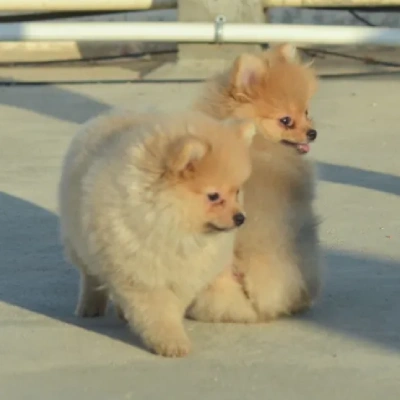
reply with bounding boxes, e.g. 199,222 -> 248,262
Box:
173,235 -> 235,298
143,232 -> 234,290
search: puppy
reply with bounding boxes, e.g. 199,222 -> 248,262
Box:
58,109 -> 255,356
187,44 -> 322,323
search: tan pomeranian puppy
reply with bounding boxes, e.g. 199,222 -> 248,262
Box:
58,109 -> 256,357
187,43 -> 322,323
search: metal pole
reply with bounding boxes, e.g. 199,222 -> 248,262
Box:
1,22 -> 400,46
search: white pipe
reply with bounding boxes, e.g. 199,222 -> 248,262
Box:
2,22 -> 400,46
0,0 -> 176,12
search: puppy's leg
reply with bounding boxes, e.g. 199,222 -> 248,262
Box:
296,218 -> 323,311
63,241 -> 108,317
290,289 -> 312,315
240,254 -> 306,322
75,271 -> 108,317
114,285 -> 191,357
188,267 -> 258,323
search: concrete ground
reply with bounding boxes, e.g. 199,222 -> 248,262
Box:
1,57 -> 400,399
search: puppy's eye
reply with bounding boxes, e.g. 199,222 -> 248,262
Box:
305,110 -> 309,116
207,193 -> 220,202
279,116 -> 292,127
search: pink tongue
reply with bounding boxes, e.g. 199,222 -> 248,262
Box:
296,143 -> 310,154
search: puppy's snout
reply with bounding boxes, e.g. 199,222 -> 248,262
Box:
307,129 -> 317,142
233,212 -> 246,227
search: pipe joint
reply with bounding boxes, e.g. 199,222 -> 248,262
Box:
214,15 -> 226,43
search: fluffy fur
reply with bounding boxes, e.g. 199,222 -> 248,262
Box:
58,109 -> 256,356
187,44 -> 323,323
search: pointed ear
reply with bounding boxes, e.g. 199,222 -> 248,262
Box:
272,43 -> 300,64
236,120 -> 256,147
166,134 -> 208,174
230,53 -> 266,99
308,74 -> 319,97
304,58 -> 315,68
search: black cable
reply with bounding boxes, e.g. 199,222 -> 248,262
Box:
4,45 -> 400,70
300,47 -> 400,68
0,10 -> 141,23
301,8 -> 400,68
0,78 -> 202,86
349,10 -> 376,27
0,49 -> 177,67
306,6 -> 400,13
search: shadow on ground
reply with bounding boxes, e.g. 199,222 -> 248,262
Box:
2,69 -> 399,126
0,83 -> 110,124
317,162 -> 400,196
1,191 -> 399,353
0,192 -> 143,350
0,78 -> 399,195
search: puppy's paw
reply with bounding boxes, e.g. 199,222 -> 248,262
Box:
188,268 -> 258,324
188,291 -> 258,324
145,331 -> 191,358
75,276 -> 108,318
242,277 -> 289,322
290,291 -> 312,315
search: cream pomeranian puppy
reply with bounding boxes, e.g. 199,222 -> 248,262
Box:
187,44 -> 322,323
58,109 -> 255,357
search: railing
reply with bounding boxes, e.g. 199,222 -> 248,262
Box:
1,1 -> 400,46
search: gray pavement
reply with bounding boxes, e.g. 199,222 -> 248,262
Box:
1,67 -> 400,399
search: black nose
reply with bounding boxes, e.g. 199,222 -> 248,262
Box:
233,213 -> 246,227
307,129 -> 317,141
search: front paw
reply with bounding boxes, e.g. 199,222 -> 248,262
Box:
188,271 -> 258,324
144,330 -> 192,358
242,276 -> 294,321
188,291 -> 258,323
290,290 -> 312,315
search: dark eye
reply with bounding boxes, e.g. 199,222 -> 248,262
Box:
207,192 -> 220,202
279,116 -> 292,127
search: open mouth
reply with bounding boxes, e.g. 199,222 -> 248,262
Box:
205,223 -> 233,233
281,140 -> 310,155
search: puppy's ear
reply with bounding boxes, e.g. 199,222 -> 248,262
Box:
230,53 -> 266,100
272,43 -> 301,64
237,120 -> 256,146
166,134 -> 208,174
307,76 -> 319,99
304,58 -> 315,68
